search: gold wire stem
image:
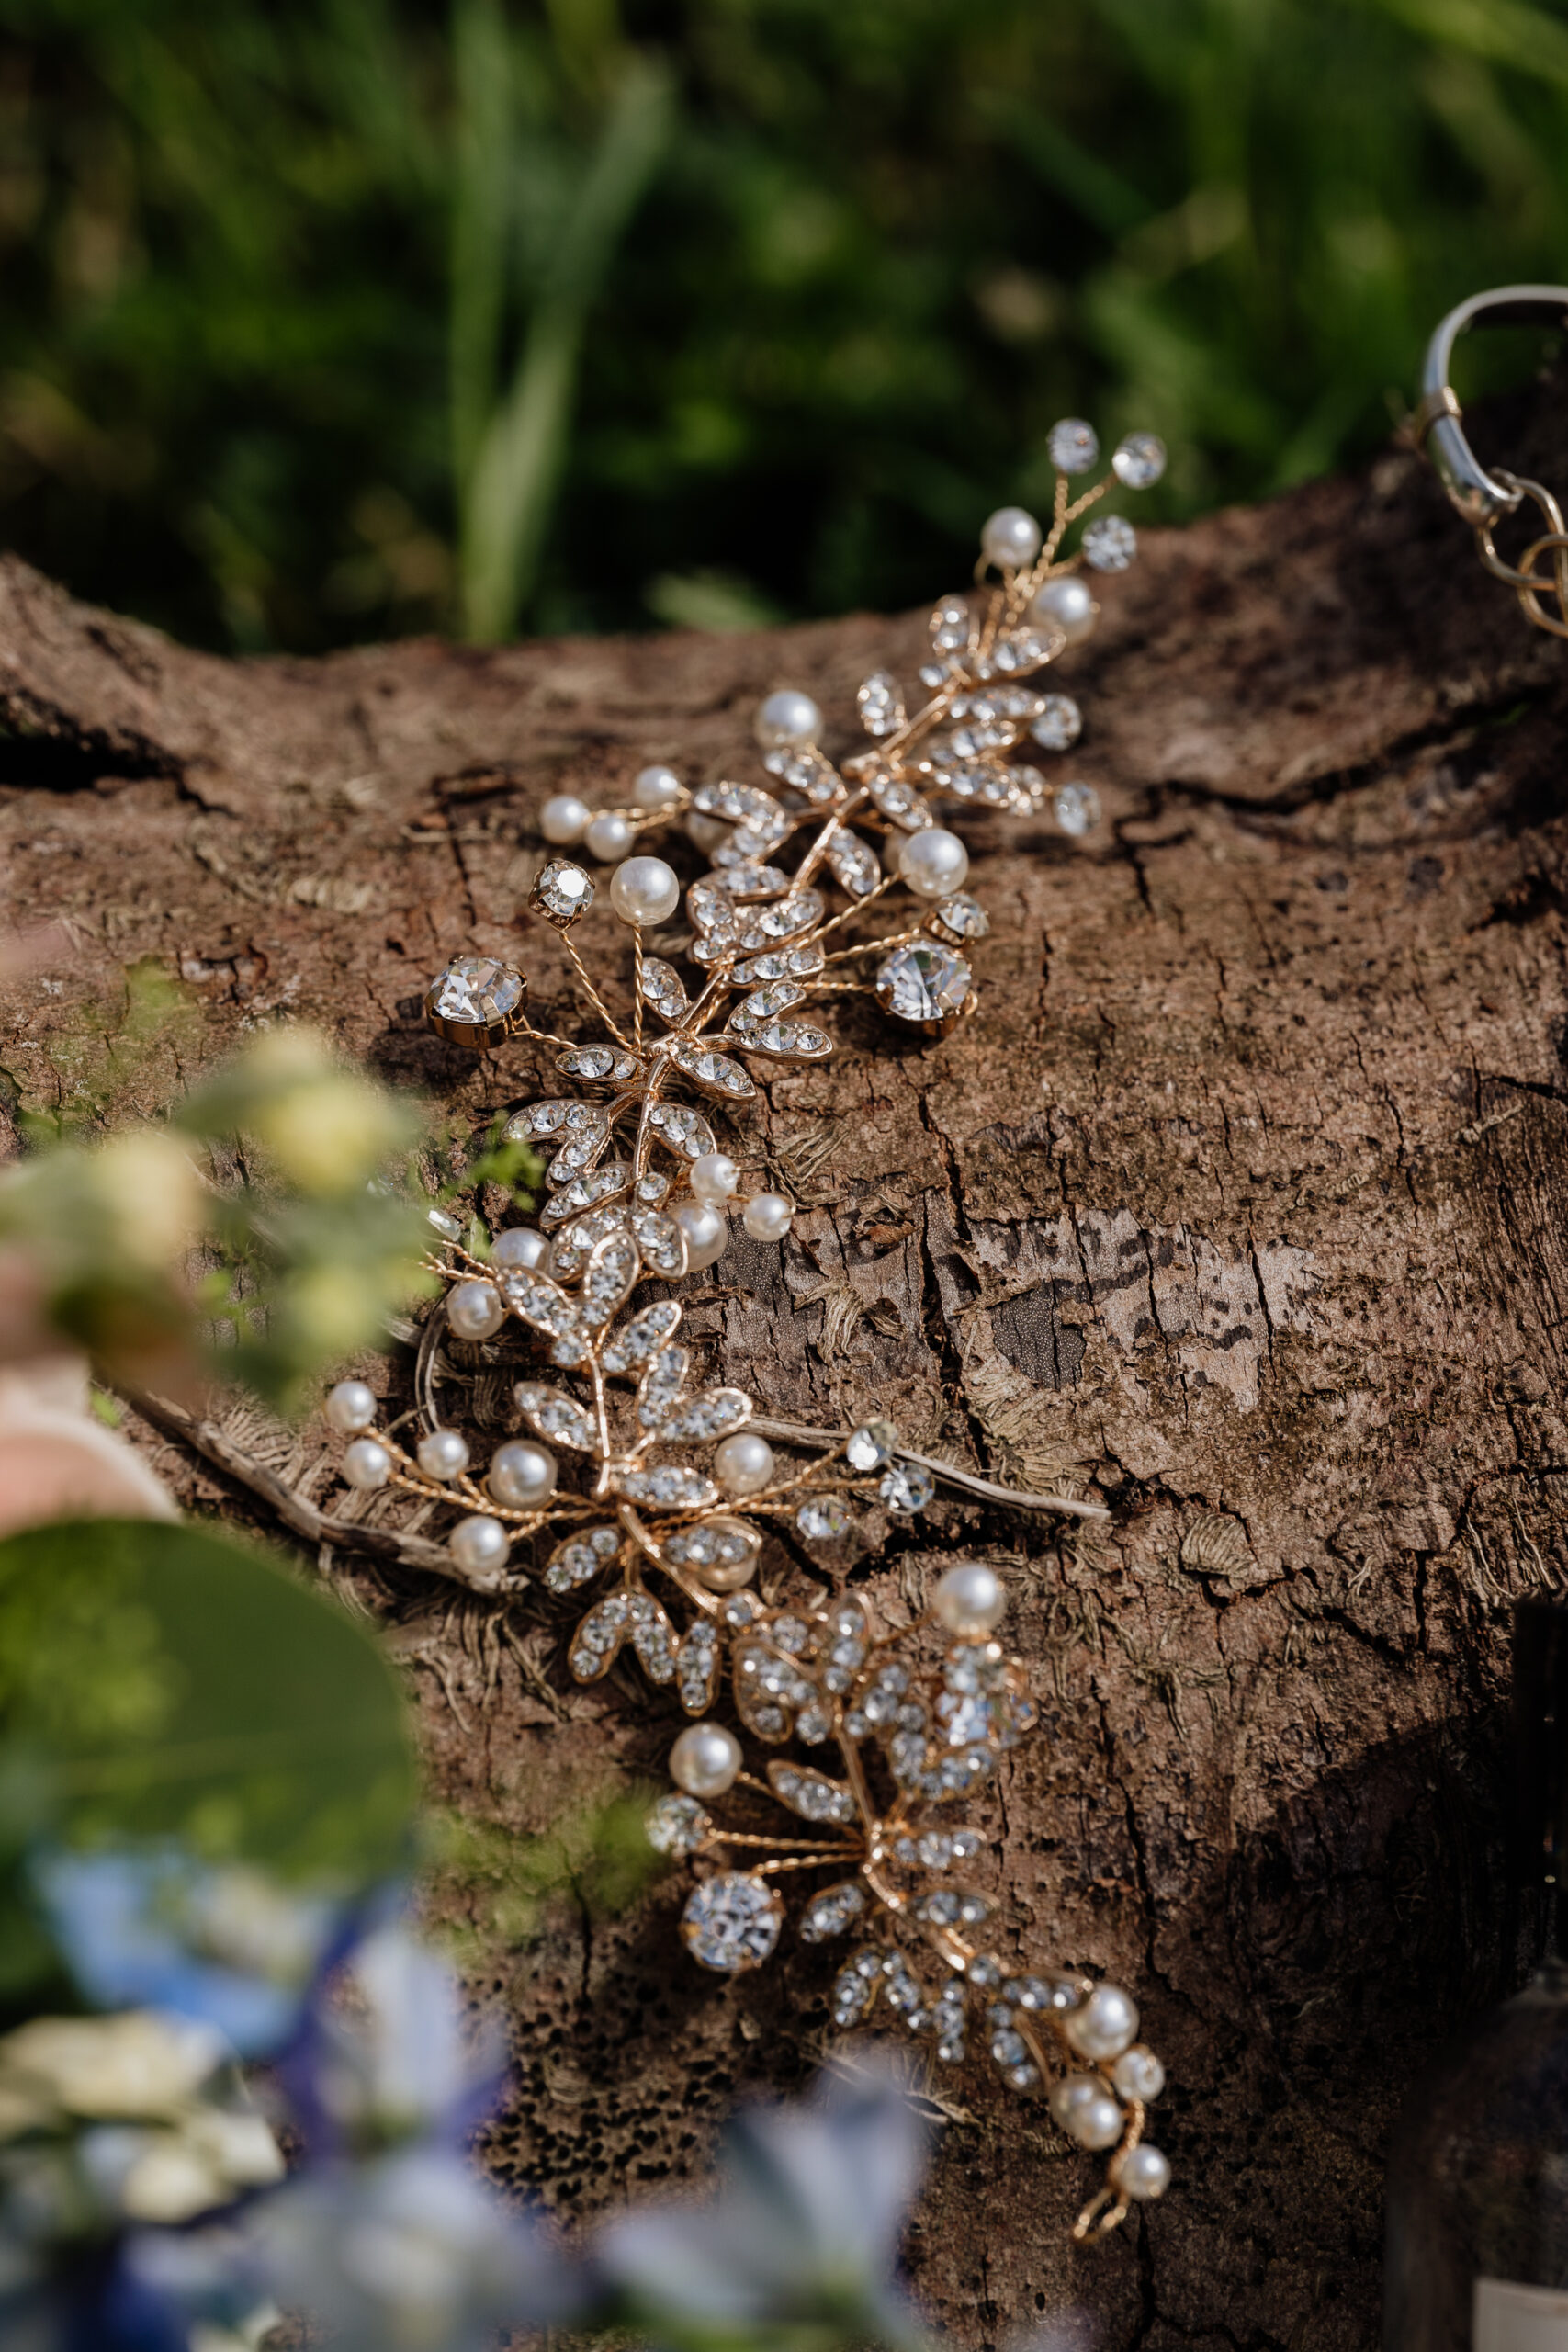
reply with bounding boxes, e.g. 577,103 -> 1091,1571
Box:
808,869 -> 898,943
707,1831 -> 864,1854
517,1015 -> 580,1052
563,932 -> 635,1050
632,930 -> 645,1049
750,1852 -> 865,1877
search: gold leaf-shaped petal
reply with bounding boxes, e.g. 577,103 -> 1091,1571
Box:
656,1386 -> 753,1444
640,956 -> 689,1021
568,1588 -> 676,1687
513,1382 -> 596,1453
825,831 -> 882,898
857,671 -> 906,739
544,1524 -> 620,1593
497,1262 -> 581,1348
615,1464 -> 721,1510
630,1207 -> 690,1278
694,781 -> 792,854
766,1761 -> 858,1826
733,1634 -> 818,1743
929,593 -> 971,653
676,1617 -> 722,1715
736,1019 -> 832,1063
663,1518 -> 761,1579
580,1228 -> 641,1329
866,775 -> 932,833
540,1161 -> 633,1227
687,878 -> 739,935
799,1880 -> 870,1942
602,1298 -> 683,1376
637,1343 -> 691,1430
666,1040 -> 757,1100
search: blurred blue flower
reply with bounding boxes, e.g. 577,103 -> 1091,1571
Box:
593,2057 -> 935,2347
30,1847 -> 349,2060
283,1921 -> 508,2157
246,2146 -> 578,2352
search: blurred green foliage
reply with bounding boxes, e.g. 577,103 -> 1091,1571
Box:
2,0 -> 1568,651
426,1785 -> 663,1964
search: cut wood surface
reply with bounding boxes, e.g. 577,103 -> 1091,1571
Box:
6,380 -> 1568,2352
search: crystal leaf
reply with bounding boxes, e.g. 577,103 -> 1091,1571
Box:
602,1298 -> 683,1376
545,1525 -> 620,1593
657,1386 -> 753,1444
1030,694 -> 1082,752
498,1264 -> 581,1350
637,1343 -> 691,1430
734,1636 -> 818,1743
667,1040 -> 757,1099
546,1114 -> 611,1186
615,1464 -> 721,1509
825,831 -> 882,898
766,1762 -> 857,1826
547,1203 -> 631,1283
687,878 -> 739,934
681,1872 -> 781,1973
512,1383 -> 595,1453
865,775 -> 930,832
733,941 -> 825,984
930,595 -> 971,653
745,1019 -> 831,1061
832,1950 -> 885,2025
631,1208 -> 689,1277
530,858 -> 595,923
540,1162 -> 633,1227
726,978 -> 805,1030
503,1098 -> 576,1141
569,1588 -> 676,1686
640,957 -> 690,1021
581,1229 -> 641,1328
663,1519 -> 761,1577
557,1044 -> 645,1084
799,1881 -> 868,1942
644,1103 -> 716,1162
857,670 -> 906,738
711,857 -> 794,900
646,1793 -> 711,1857
757,890 -> 824,939
676,1618 -> 722,1714
693,781 -> 791,852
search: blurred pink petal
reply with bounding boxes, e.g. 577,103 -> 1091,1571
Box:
0,1362 -> 176,1535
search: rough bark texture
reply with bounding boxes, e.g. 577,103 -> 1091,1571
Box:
7,379 -> 1568,2352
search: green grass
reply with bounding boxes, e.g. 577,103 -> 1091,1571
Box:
3,0 -> 1568,650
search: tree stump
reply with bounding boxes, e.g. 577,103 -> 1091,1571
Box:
6,379 -> 1568,2352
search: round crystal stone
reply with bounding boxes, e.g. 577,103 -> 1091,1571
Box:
1112,431 -> 1166,489
1082,514 -> 1136,574
880,1460 -> 935,1516
796,1495 -> 851,1543
646,1794 -> 711,1858
681,1871 -> 782,1972
1030,694 -> 1082,753
425,956 -> 525,1042
846,1419 -> 897,1472
1048,417 -> 1100,476
875,943 -> 972,1027
1054,782 -> 1102,838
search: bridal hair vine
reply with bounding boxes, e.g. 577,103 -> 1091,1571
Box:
324,422 -> 1171,2236
1416,284 -> 1568,639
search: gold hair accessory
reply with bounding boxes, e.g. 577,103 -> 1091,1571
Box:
330,428 -> 1169,2234
1417,284 -> 1568,639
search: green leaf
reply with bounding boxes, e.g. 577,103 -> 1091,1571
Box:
0,1518 -> 417,1886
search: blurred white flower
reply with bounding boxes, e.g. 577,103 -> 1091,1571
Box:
0,2013 -> 226,2124
310,1926 -> 506,2151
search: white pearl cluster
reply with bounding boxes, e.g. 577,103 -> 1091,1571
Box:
672,1156 -> 795,1270
541,767 -> 686,863
1043,1983 -> 1170,2199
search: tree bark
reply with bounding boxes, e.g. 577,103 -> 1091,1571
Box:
6,379 -> 1568,2352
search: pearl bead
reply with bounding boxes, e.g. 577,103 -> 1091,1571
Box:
633,763 -> 684,811
685,811 -> 729,855
931,1561 -> 1006,1635
342,1437 -> 391,1490
447,1280 -> 504,1340
754,688 -> 821,750
325,1379 -> 377,1434
981,504 -> 1043,570
716,1430 -> 774,1497
540,793 -> 591,846
674,1198 -> 728,1271
670,1721 -> 742,1798
1111,2143 -> 1170,2201
690,1152 -> 739,1206
742,1191 -> 793,1243
1049,2075 -> 1123,2151
488,1439 -> 558,1509
584,810 -> 634,863
450,1514 -> 509,1576
1111,2046 -> 1166,2104
492,1226 -> 548,1271
1063,1983 -> 1139,2063
416,1429 -> 469,1482
1031,574 -> 1099,646
609,855 -> 681,928
898,828 -> 969,899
